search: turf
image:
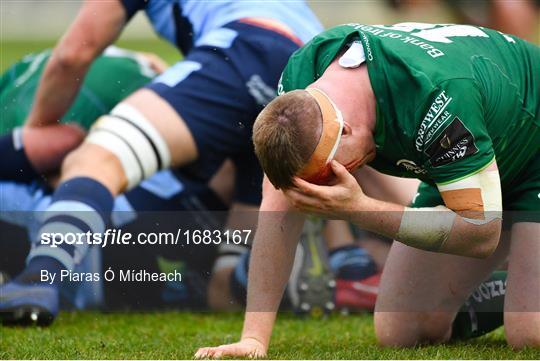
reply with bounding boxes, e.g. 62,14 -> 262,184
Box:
0,38 -> 181,73
1,312 -> 539,359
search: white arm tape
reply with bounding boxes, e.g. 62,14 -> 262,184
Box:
396,205 -> 456,251
437,167 -> 502,225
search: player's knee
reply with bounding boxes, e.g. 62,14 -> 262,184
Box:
61,143 -> 94,174
61,142 -> 122,179
505,312 -> 540,348
85,103 -> 171,190
375,312 -> 452,347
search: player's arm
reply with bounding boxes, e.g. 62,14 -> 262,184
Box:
26,0 -> 128,127
196,177 -> 305,358
394,160 -> 502,258
287,160 -> 502,259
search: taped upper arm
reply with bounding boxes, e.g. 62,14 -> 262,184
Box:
437,159 -> 502,222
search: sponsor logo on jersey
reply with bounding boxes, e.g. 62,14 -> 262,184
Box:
277,73 -> 285,96
247,74 -> 276,106
425,116 -> 478,167
415,91 -> 453,152
424,110 -> 452,145
396,159 -> 427,175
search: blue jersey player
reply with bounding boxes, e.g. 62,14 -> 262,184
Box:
0,0 -> 323,325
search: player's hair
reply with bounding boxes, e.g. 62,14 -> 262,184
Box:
253,90 -> 322,189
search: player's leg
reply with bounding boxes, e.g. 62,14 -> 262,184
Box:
504,221 -> 540,348
374,238 -> 509,346
0,69 -> 201,325
502,149 -> 540,347
2,20 -> 301,325
374,181 -> 509,346
19,89 -> 195,275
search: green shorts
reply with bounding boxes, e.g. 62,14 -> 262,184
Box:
412,149 -> 540,223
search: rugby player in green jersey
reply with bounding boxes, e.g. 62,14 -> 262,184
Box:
197,23 -> 539,356
0,46 -> 162,181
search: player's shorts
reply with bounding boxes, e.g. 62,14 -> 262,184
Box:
411,147 -> 540,223
145,20 -> 302,205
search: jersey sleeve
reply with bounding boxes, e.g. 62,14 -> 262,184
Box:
278,26 -> 358,95
118,0 -> 149,21
415,79 -> 495,185
277,48 -> 317,95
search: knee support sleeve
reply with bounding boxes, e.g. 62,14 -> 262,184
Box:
85,103 -> 171,190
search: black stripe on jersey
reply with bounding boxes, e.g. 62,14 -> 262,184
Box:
119,0 -> 150,21
172,2 -> 194,55
109,114 -> 163,170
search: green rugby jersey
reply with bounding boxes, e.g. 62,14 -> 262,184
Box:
0,46 -> 156,134
278,23 -> 540,189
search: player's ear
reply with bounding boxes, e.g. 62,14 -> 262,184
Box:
341,121 -> 352,137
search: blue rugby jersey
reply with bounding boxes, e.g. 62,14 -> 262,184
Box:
120,0 -> 322,54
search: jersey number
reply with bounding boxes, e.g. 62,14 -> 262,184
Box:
376,23 -> 513,44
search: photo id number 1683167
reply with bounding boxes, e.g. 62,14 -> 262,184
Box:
183,229 -> 252,245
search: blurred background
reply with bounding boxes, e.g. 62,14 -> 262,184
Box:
1,0 -> 539,71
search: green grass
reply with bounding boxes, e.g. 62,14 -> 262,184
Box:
0,38 -> 181,72
1,312 -> 539,359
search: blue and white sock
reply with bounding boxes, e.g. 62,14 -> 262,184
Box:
0,128 -> 39,182
329,245 -> 377,281
19,177 -> 114,286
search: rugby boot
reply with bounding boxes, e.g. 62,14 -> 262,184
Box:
335,272 -> 381,312
0,281 -> 59,326
288,217 -> 336,317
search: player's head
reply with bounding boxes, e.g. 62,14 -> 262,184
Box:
253,88 -> 372,189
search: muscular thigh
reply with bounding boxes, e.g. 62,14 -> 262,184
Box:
504,222 -> 540,346
123,89 -> 198,167
375,236 -> 509,345
377,240 -> 509,312
503,150 -> 540,346
141,23 -> 299,202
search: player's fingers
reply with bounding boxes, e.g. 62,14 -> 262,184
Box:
284,189 -> 322,210
292,177 -> 331,196
194,347 -> 211,359
211,350 -> 224,359
331,160 -> 354,184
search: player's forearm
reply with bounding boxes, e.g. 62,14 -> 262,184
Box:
348,197 -> 404,239
27,0 -> 126,127
351,197 -> 501,258
26,56 -> 93,126
241,210 -> 304,349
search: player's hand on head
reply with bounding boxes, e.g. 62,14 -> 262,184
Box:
284,161 -> 367,218
195,338 -> 267,359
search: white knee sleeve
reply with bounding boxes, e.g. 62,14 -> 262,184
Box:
86,103 -> 171,190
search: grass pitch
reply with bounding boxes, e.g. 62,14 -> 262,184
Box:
1,312 -> 539,359
1,38 -> 181,73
